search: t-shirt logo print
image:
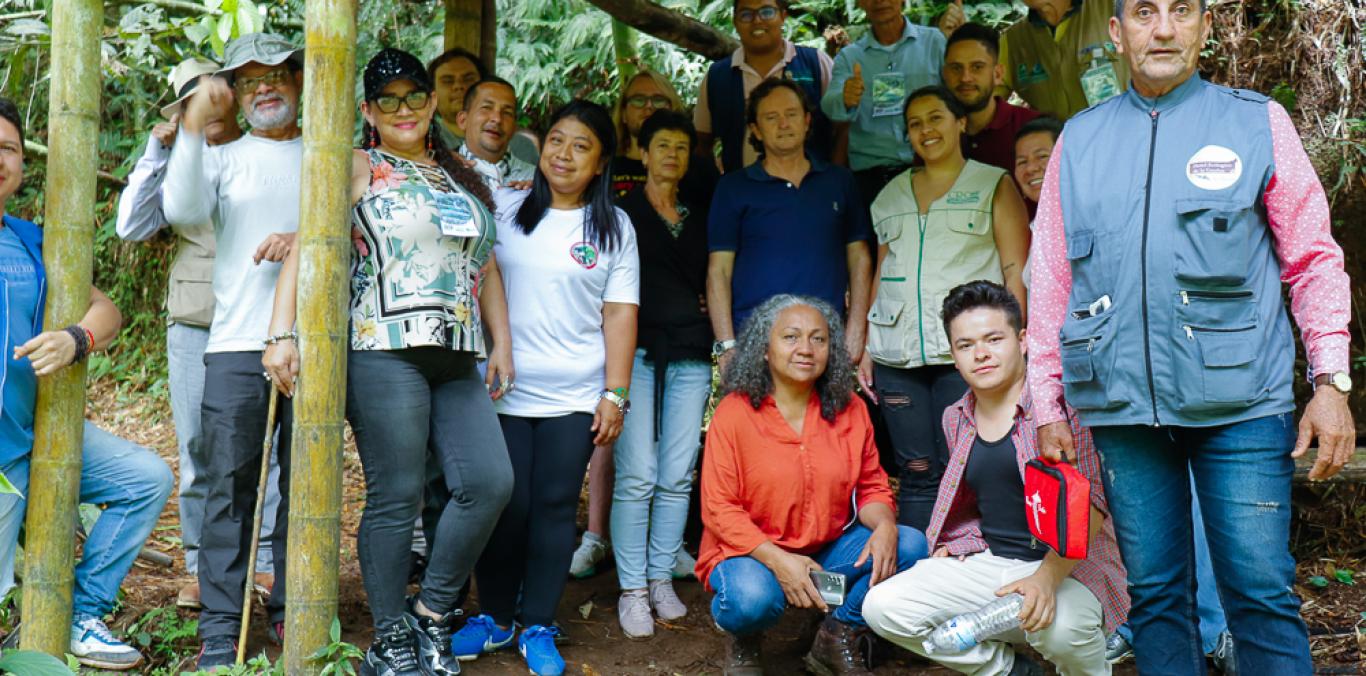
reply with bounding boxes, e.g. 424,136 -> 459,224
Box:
569,241 -> 599,270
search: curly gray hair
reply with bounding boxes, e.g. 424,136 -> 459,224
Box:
722,294 -> 857,423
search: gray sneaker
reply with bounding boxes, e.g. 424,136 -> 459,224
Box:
70,615 -> 143,671
649,579 -> 687,621
1105,631 -> 1133,663
569,532 -> 609,579
672,547 -> 696,580
618,589 -> 654,639
1210,630 -> 1237,674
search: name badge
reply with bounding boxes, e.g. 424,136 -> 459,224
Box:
871,71 -> 907,118
433,190 -> 480,238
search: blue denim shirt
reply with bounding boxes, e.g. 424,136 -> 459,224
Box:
0,216 -> 46,466
820,18 -> 945,171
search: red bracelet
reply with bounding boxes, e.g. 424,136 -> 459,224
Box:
82,326 -> 95,352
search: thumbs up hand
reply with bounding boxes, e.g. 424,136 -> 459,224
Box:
939,0 -> 965,37
843,62 -> 865,109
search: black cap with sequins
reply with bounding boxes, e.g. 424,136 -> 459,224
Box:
363,48 -> 431,101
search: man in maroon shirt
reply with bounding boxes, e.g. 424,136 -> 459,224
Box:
943,23 -> 1039,173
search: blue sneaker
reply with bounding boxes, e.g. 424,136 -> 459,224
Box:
449,614 -> 514,661
518,625 -> 564,676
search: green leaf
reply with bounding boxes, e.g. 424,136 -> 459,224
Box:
1335,569 -> 1356,585
0,648 -> 74,676
1309,575 -> 1330,588
209,17 -> 227,57
237,0 -> 261,35
183,16 -> 211,46
330,617 -> 342,643
217,12 -> 236,42
0,471 -> 22,498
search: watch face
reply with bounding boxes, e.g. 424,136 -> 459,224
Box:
1332,372 -> 1352,392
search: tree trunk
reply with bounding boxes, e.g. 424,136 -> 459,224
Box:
21,0 -> 102,657
444,0 -> 480,54
282,0 -> 355,673
583,0 -> 738,61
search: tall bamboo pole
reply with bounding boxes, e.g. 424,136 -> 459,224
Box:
20,0 -> 102,657
443,0 -> 480,54
283,0 -> 355,672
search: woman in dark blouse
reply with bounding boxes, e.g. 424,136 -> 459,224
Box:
610,110 -> 713,639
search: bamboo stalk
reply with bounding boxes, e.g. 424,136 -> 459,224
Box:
282,0 -> 355,672
20,0 -> 103,658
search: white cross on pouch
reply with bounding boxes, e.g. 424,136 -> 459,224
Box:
1026,491 -> 1047,531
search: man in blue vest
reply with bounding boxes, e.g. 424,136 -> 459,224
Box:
694,0 -> 833,173
1026,1 -> 1354,673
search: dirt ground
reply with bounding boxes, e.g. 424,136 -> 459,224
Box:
79,383 -> 1366,674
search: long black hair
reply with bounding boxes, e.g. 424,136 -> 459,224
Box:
515,99 -> 622,252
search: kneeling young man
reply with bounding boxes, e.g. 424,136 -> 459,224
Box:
863,281 -> 1127,675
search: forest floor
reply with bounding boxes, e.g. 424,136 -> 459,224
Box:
37,382 -> 1366,674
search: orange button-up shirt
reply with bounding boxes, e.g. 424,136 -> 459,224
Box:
696,391 -> 896,590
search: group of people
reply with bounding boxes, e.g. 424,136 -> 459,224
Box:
0,0 -> 1353,675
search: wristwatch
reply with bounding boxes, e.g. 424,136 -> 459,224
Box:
1319,371 -> 1353,394
601,389 -> 631,414
712,339 -> 736,357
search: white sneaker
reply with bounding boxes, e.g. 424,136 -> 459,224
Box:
649,579 -> 687,621
70,615 -> 143,671
672,547 -> 696,580
617,589 -> 654,639
569,531 -> 609,579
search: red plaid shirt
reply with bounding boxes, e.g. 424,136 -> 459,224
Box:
924,384 -> 1130,632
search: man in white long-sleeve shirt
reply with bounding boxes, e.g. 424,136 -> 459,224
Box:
160,33 -> 303,671
115,56 -> 283,615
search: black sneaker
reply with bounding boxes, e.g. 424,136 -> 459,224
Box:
1210,630 -> 1238,674
195,636 -> 237,672
362,616 -> 429,676
409,597 -> 462,675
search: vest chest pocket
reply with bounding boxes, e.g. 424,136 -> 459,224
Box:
1174,197 -> 1257,286
944,208 -> 992,237
1059,310 -> 1122,411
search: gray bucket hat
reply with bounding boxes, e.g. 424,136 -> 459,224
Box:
218,32 -> 303,77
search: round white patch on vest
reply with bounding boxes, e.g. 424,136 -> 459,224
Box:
1185,145 -> 1243,190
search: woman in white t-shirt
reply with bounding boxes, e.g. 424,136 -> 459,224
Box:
453,99 -> 639,676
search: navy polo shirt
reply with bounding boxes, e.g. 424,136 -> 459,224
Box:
708,157 -> 871,331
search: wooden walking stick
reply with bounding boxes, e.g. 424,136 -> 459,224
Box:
237,386 -> 280,665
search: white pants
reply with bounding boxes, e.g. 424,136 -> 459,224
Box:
863,551 -> 1110,675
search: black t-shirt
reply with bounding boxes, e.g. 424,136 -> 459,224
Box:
964,424 -> 1046,562
610,156 -> 720,206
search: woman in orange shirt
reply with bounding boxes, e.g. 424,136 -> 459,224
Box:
699,294 -> 928,675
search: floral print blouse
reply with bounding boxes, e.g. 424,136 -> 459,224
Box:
350,150 -> 495,354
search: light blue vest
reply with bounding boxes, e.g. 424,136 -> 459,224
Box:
1056,75 -> 1295,428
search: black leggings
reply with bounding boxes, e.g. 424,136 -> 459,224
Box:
873,363 -> 968,530
474,413 -> 596,627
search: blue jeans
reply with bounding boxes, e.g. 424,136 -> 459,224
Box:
0,423 -> 173,618
1093,413 -> 1309,675
610,351 -> 710,589
1117,471 -> 1226,654
168,322 -> 277,575
708,525 -> 928,635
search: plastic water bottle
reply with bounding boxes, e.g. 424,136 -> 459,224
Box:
924,593 -> 1025,654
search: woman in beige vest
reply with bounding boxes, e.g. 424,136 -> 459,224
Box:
857,85 -> 1030,531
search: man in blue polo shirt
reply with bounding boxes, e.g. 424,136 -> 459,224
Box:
820,0 -> 945,208
707,79 -> 872,371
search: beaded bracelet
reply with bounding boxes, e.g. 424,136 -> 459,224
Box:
64,325 -> 89,364
264,331 -> 299,346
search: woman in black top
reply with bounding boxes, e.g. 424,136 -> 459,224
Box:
610,111 -> 714,639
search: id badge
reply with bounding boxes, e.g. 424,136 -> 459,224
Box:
871,71 -> 907,118
1080,60 -> 1121,107
433,190 -> 480,238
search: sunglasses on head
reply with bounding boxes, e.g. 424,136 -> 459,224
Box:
372,90 -> 430,114
626,95 -> 672,110
735,6 -> 781,23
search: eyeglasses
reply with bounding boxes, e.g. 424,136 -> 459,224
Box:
372,91 -> 431,114
233,68 -> 291,95
626,95 -> 672,110
735,6 -> 781,23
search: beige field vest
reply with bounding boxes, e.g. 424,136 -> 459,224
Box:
167,223 -> 215,328
866,160 -> 1005,369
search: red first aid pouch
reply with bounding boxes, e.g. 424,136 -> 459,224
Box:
1023,457 -> 1091,560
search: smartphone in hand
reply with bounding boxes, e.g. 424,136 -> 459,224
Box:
809,570 -> 848,607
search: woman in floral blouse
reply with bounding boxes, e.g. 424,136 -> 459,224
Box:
263,48 -> 513,675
